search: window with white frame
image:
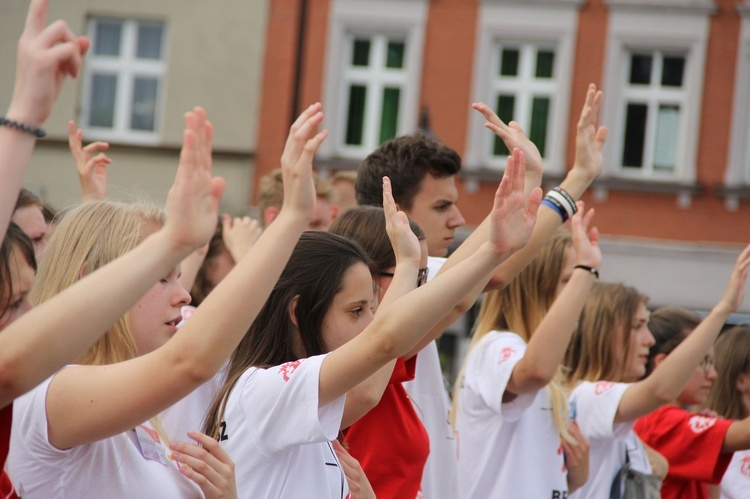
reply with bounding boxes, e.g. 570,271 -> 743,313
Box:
618,50 -> 687,177
82,18 -> 166,142
489,42 -> 558,160
340,33 -> 408,155
463,2 -> 580,176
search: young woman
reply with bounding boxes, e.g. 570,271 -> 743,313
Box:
7,104 -> 327,498
202,151 -> 541,498
633,307 -> 750,498
706,325 -> 750,498
452,209 -> 597,497
564,243 -> 750,499
329,205 -> 430,497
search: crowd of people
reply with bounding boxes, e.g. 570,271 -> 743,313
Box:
3,1 -> 750,498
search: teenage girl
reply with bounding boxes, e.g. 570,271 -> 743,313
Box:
452,210 -> 597,497
7,104 -> 327,497
563,243 -> 750,498
329,205 -> 430,497
707,325 -> 750,498
202,151 -> 541,498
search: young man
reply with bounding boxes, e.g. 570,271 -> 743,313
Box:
258,168 -> 338,230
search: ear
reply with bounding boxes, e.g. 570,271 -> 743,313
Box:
263,206 -> 280,227
329,203 -> 340,222
652,352 -> 668,368
736,372 -> 750,394
287,295 -> 300,328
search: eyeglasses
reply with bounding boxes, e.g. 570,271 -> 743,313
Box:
379,267 -> 430,287
699,355 -> 715,374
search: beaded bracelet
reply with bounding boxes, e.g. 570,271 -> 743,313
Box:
0,116 -> 46,138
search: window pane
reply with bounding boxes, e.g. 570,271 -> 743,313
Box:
500,48 -> 519,77
493,95 -> 515,156
622,103 -> 647,168
386,41 -> 405,69
137,23 -> 164,60
379,88 -> 400,143
653,105 -> 679,171
131,77 -> 158,131
345,85 -> 367,145
529,97 -> 550,157
89,74 -> 118,128
629,54 -> 652,85
662,56 -> 685,87
352,39 -> 371,67
535,50 -> 555,78
94,20 -> 122,56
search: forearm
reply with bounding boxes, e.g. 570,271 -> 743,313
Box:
721,417 -> 750,453
341,359 -> 397,429
0,126 -> 36,237
178,248 -> 208,292
0,231 -> 192,406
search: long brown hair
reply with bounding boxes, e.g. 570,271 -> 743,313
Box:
707,325 -> 750,420
203,231 -> 375,439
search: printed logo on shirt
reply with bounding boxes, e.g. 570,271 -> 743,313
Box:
498,347 -> 516,363
740,455 -> 750,477
687,415 -> 717,434
278,360 -> 303,381
594,381 -> 615,395
550,491 -> 569,498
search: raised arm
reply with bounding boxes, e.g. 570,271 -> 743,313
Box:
43,104 -> 325,449
411,84 -> 606,352
506,202 -> 601,396
1,0 -> 89,237
318,149 -> 541,407
0,107 -> 223,408
616,243 -> 750,423
68,120 -> 111,201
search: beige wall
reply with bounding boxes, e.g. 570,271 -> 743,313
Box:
1,0 -> 268,211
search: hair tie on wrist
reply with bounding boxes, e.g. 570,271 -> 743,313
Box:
574,265 -> 599,279
0,116 -> 46,138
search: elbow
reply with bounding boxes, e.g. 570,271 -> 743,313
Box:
0,358 -> 23,405
650,382 -> 676,407
170,349 -> 215,388
512,364 -> 555,394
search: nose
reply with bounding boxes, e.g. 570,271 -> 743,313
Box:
173,282 -> 192,307
643,328 -> 656,348
448,206 -> 465,229
706,366 -> 718,381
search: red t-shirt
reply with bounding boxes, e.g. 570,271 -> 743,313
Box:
343,356 -> 429,499
1,403 -> 18,499
634,405 -> 733,499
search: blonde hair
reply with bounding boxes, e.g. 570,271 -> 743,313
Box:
451,231 -> 574,442
258,168 -> 336,228
564,282 -> 648,384
707,325 -> 750,420
31,200 -> 165,366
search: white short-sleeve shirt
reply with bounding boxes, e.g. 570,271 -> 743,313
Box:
720,449 -> 750,499
456,332 -> 568,498
219,354 -> 349,498
569,381 -> 652,499
8,374 -> 201,498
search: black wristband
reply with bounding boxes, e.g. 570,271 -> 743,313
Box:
574,265 -> 599,279
0,116 -> 46,138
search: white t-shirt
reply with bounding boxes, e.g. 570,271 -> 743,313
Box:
8,374 -> 201,498
720,449 -> 750,499
456,332 -> 568,498
569,381 -> 652,499
219,354 -> 349,498
404,255 -> 459,499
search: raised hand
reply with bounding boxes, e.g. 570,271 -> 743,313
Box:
68,120 -> 111,201
163,107 -> 225,253
7,0 -> 90,127
221,214 -> 262,263
570,201 -> 601,270
572,84 -> 607,183
170,431 -> 238,499
279,103 -> 328,223
472,102 -> 543,189
383,176 -> 421,267
487,148 -> 543,256
716,242 -> 750,315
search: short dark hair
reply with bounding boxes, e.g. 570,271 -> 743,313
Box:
1,222 -> 37,321
355,133 -> 461,210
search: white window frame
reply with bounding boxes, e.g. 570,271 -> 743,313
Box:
81,17 -> 168,145
464,1 -> 582,175
319,0 -> 427,160
601,1 -> 713,184
725,2 -> 750,191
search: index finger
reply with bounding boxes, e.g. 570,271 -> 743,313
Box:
187,430 -> 233,465
24,0 -> 48,38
